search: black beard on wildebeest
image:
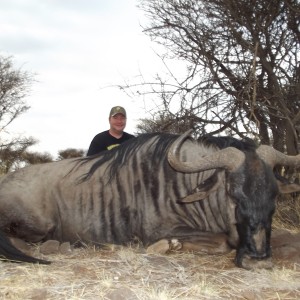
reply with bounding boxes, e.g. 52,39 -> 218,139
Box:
0,130 -> 299,269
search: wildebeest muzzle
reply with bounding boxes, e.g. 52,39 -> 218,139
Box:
235,225 -> 273,269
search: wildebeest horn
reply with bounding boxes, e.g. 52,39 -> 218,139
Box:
256,145 -> 300,168
167,130 -> 245,172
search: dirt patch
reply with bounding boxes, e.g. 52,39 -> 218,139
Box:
271,229 -> 300,266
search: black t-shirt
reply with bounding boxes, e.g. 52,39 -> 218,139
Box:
87,130 -> 135,156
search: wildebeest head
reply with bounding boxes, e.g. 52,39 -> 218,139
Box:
168,130 -> 300,269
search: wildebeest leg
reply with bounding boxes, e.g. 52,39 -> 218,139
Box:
0,217 -> 55,243
180,234 -> 231,254
147,232 -> 231,255
2,219 -> 57,243
0,214 -> 57,243
0,199 -> 59,243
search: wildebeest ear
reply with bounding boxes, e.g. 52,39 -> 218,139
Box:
277,181 -> 300,194
179,172 -> 223,203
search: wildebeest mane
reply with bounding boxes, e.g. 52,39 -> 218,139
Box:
79,132 -> 178,182
200,135 -> 258,152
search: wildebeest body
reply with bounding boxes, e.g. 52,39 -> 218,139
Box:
0,137 -> 226,243
0,131 -> 299,268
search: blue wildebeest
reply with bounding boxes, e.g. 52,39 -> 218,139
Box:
0,130 -> 299,268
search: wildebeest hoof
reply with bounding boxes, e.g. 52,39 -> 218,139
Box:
59,242 -> 73,255
241,256 -> 273,270
147,239 -> 170,254
146,239 -> 182,254
170,239 -> 182,250
40,240 -> 60,255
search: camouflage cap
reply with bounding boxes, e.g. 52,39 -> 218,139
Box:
109,106 -> 126,118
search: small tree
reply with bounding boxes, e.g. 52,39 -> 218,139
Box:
136,111 -> 199,134
0,55 -> 37,173
57,148 -> 85,160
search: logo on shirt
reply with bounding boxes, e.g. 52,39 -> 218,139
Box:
107,144 -> 120,150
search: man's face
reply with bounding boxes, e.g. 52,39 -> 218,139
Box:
109,113 -> 126,133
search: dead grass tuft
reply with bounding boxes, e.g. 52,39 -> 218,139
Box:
273,194 -> 300,232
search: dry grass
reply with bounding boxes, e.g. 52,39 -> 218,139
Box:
1,242 -> 300,300
273,194 -> 300,232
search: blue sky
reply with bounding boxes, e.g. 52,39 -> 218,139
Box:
0,0 -> 162,156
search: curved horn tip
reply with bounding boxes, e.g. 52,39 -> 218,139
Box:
182,129 -> 194,136
257,145 -> 300,167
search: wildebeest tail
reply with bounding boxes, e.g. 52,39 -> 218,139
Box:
0,231 -> 50,264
